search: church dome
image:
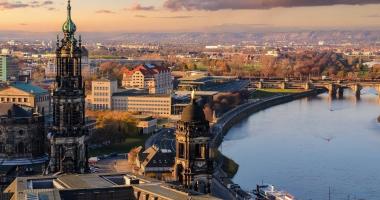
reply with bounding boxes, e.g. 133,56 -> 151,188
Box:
62,0 -> 76,34
181,100 -> 206,123
62,18 -> 76,34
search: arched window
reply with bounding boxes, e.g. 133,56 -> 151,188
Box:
0,143 -> 4,153
17,142 -> 25,154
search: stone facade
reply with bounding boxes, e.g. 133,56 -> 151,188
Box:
0,83 -> 50,115
48,0 -> 88,174
174,95 -> 213,194
0,104 -> 47,191
122,64 -> 172,94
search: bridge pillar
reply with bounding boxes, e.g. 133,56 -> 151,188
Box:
257,81 -> 263,89
351,84 -> 362,99
327,84 -> 337,98
337,86 -> 344,99
280,82 -> 287,90
376,85 -> 380,97
304,82 -> 314,90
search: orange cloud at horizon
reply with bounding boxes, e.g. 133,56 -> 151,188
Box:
0,4 -> 379,32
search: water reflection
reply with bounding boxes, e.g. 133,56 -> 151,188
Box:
221,91 -> 380,200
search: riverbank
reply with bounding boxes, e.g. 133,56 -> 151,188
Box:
212,89 -> 326,199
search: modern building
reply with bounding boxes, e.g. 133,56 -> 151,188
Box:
112,92 -> 172,117
0,55 -> 18,82
174,92 -> 213,193
87,79 -> 172,117
0,104 -> 47,191
48,0 -> 88,174
177,73 -> 247,92
91,79 -> 118,110
135,115 -> 158,134
4,172 -> 219,200
0,82 -> 50,114
122,64 -> 172,94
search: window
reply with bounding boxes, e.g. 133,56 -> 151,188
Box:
16,142 -> 25,154
178,143 -> 185,159
0,143 -> 4,153
19,130 -> 24,135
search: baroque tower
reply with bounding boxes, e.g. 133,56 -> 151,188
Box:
49,0 -> 88,174
174,91 -> 213,193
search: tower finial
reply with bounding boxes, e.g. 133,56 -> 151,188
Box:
62,0 -> 76,34
67,0 -> 71,18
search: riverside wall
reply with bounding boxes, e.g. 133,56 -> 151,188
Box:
211,89 -> 326,148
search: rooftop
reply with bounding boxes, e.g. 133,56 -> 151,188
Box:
0,103 -> 33,118
11,82 -> 48,95
113,90 -> 171,98
4,173 -> 220,200
123,64 -> 169,77
133,115 -> 155,121
175,91 -> 219,97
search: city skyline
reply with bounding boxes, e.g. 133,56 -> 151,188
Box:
0,0 -> 380,32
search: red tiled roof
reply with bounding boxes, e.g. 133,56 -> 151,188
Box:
123,64 -> 169,77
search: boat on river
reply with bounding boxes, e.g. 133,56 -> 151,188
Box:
253,184 -> 295,200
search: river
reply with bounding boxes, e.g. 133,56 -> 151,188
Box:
221,89 -> 380,200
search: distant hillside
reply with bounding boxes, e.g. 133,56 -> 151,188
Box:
0,30 -> 380,44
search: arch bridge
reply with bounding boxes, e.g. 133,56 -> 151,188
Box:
252,80 -> 380,98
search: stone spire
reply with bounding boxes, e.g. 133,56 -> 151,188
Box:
49,0 -> 88,174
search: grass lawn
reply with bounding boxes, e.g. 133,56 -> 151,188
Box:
251,89 -> 305,99
215,150 -> 239,178
89,135 -> 150,157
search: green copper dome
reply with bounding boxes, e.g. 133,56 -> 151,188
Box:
62,0 -> 76,34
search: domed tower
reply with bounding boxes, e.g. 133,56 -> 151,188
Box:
49,0 -> 88,174
174,91 -> 213,193
0,104 -> 47,190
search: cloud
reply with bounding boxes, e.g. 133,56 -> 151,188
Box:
156,15 -> 199,19
365,14 -> 380,18
19,23 -> 28,26
0,1 -> 29,9
0,0 -> 54,10
134,15 -> 200,19
163,0 -> 380,11
134,15 -> 147,18
126,3 -> 155,11
95,9 -> 115,14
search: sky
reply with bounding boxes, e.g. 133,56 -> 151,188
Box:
1,0 -> 380,32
